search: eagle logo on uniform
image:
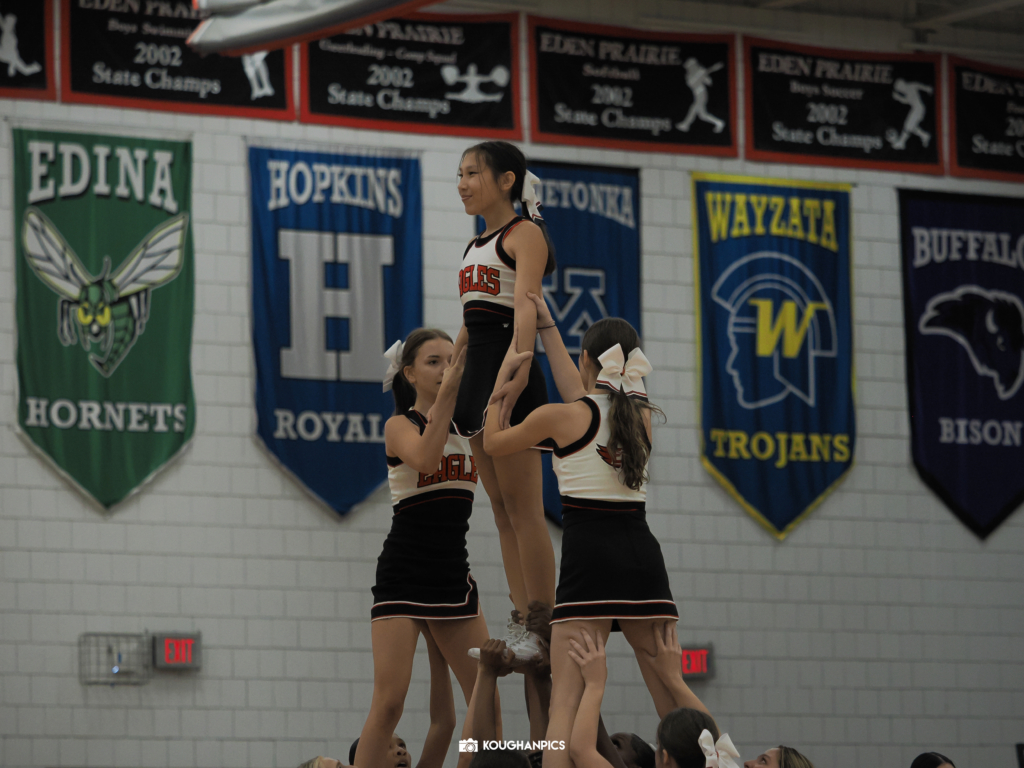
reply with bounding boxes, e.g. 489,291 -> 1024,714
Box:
919,285 -> 1024,400
596,444 -> 622,469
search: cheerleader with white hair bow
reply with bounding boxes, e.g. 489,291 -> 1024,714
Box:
484,296 -> 682,768
355,328 -> 500,768
454,140 -> 559,663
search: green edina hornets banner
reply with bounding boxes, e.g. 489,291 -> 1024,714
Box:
14,129 -> 195,508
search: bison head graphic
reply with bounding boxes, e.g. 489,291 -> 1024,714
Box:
919,285 -> 1024,400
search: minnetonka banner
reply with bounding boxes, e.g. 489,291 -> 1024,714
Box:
250,146 -> 422,514
301,13 -> 521,139
949,57 -> 1024,181
529,16 -> 736,155
694,174 -> 855,539
0,2 -> 54,101
899,190 -> 1024,539
745,38 -> 942,174
14,128 -> 196,508
61,0 -> 293,119
530,161 -> 641,524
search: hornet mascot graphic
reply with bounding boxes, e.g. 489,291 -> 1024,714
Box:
711,252 -> 837,409
919,285 -> 1024,400
22,207 -> 188,377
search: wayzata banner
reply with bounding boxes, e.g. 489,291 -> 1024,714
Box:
14,128 -> 196,508
694,174 -> 855,539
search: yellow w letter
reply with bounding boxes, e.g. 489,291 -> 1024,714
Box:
749,299 -> 829,358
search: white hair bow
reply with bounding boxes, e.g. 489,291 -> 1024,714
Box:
521,170 -> 544,221
596,343 -> 652,400
382,340 -> 404,392
698,730 -> 741,768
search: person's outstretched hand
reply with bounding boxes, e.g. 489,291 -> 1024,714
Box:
568,629 -> 606,688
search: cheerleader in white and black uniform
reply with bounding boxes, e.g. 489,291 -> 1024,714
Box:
453,141 -> 558,660
355,329 -> 499,768
484,297 -> 678,768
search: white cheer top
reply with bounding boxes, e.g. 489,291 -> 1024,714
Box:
552,395 -> 648,506
459,215 -> 528,326
386,411 -> 478,510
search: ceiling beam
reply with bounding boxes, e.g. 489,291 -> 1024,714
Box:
908,0 -> 1024,28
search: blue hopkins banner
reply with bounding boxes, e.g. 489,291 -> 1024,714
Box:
694,174 -> 855,539
250,146 -> 421,514
899,190 -> 1024,539
531,161 -> 641,524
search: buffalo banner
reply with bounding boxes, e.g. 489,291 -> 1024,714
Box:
14,128 -> 195,508
61,0 -> 293,119
529,16 -> 736,155
899,190 -> 1024,538
250,146 -> 422,515
694,174 -> 855,539
531,161 -> 641,524
301,14 -> 521,139
949,57 -> 1024,181
0,1 -> 54,101
745,38 -> 942,174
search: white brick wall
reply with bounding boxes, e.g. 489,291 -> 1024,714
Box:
2,2 -> 1024,767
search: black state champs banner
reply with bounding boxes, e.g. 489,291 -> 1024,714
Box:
250,146 -> 422,515
900,190 -> 1024,538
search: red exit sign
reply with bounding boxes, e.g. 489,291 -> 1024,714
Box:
153,633 -> 202,670
680,645 -> 714,680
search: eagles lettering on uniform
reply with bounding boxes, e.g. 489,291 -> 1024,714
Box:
387,411 -> 478,511
458,264 -> 500,297
417,453 -> 479,488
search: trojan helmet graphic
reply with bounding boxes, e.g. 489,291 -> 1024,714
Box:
919,285 -> 1024,400
711,252 -> 837,409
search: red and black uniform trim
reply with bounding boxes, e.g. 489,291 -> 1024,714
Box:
553,398 -> 601,458
551,498 -> 677,629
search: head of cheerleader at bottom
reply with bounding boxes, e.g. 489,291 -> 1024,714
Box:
344,735 -> 412,768
657,708 -> 815,768
612,731 -> 656,768
383,328 -> 455,414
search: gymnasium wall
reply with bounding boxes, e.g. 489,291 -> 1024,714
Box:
2,1 -> 1023,767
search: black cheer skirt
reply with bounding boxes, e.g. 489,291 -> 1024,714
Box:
371,494 -> 480,621
551,500 -> 678,630
453,321 -> 549,439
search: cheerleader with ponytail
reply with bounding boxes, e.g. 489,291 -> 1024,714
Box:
355,329 -> 499,768
453,141 -> 557,661
484,295 -> 678,768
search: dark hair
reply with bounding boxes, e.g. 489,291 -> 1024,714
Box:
581,318 -> 663,491
657,708 -> 719,768
348,739 -> 359,766
910,753 -> 955,768
462,141 -> 556,276
470,749 -> 530,768
390,328 -> 454,414
630,734 -> 655,768
777,746 -> 815,768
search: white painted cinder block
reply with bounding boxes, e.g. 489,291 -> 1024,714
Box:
2,2 -> 1024,767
